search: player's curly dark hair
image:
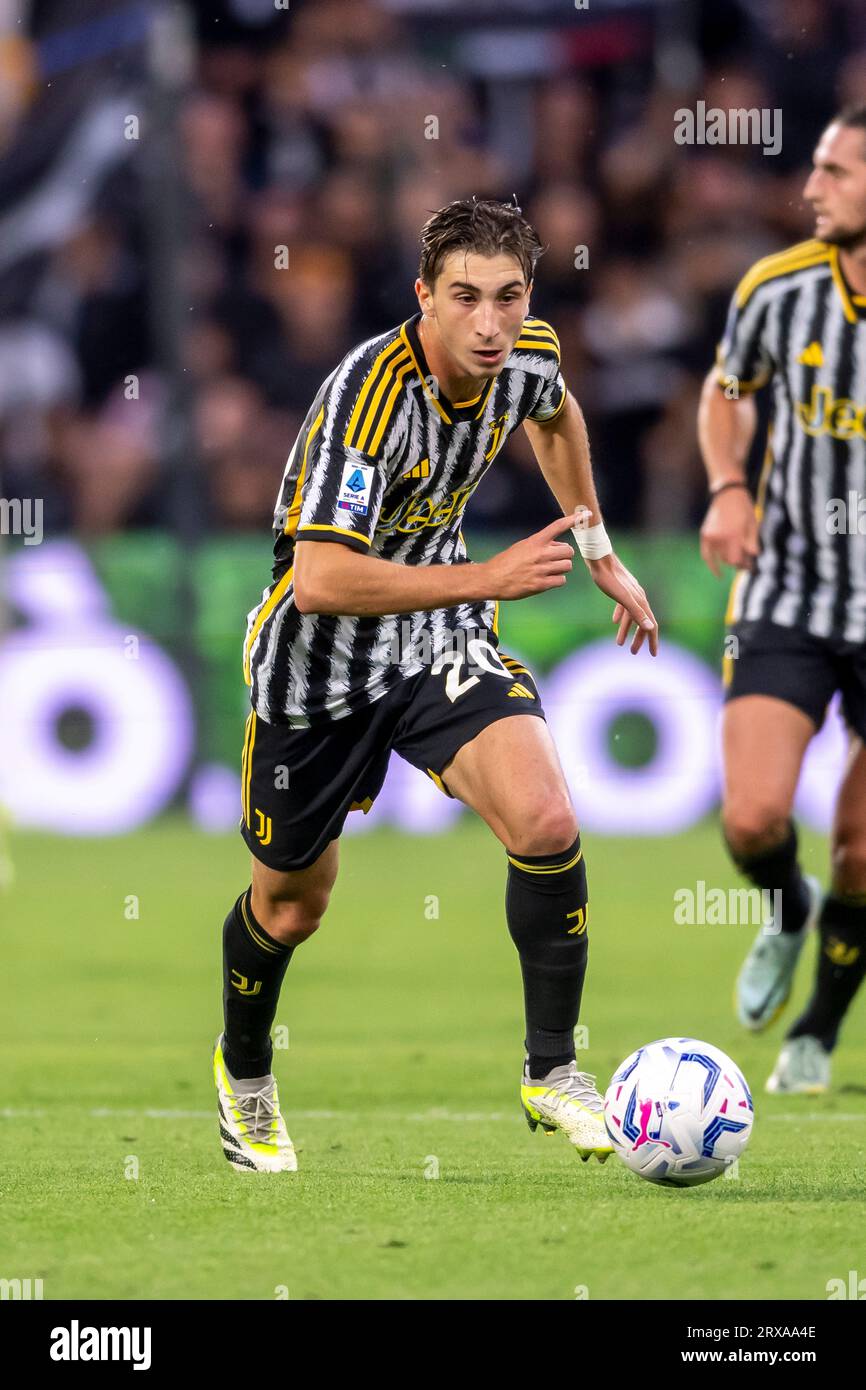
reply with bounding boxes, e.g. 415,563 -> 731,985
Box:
418,197 -> 545,289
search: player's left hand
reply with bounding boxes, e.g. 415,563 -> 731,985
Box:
585,552 -> 659,656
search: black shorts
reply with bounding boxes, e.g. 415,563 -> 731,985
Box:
239,634 -> 545,871
724,617 -> 866,739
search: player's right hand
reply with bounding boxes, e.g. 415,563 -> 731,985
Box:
699,488 -> 760,578
483,514 -> 576,599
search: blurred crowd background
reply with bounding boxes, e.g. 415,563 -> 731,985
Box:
4,0 -> 866,542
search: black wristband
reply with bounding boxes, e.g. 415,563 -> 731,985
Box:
710,480 -> 751,499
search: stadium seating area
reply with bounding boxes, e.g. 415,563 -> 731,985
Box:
3,0 -> 866,536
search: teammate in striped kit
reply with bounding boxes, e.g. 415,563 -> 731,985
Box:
699,107 -> 866,1094
213,197 -> 659,1172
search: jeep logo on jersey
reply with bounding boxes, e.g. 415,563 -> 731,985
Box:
337,459 -> 374,514
795,385 -> 866,441
376,482 -> 477,536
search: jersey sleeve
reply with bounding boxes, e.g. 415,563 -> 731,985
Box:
515,317 -> 568,423
714,280 -> 774,394
295,355 -> 393,553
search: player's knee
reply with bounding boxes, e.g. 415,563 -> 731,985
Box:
509,803 -> 579,856
830,832 -> 866,894
258,889 -> 330,945
722,804 -> 790,858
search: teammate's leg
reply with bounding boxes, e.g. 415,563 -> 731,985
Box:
723,696 -> 821,1030
778,738 -> 866,1085
722,694 -> 815,925
222,842 -> 340,1079
441,715 -> 609,1160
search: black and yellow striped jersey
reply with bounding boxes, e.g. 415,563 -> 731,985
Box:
244,310 -> 566,725
716,238 -> 866,644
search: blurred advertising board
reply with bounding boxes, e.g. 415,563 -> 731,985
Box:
0,532 -> 848,837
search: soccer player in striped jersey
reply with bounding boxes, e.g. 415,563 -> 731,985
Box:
699,107 -> 866,1094
214,197 -> 659,1172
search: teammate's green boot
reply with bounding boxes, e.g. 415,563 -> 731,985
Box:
765,1035 -> 831,1095
735,874 -> 821,1030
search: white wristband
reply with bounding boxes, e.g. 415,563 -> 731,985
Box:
572,520 -> 612,560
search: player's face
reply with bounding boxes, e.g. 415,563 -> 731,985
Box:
416,252 -> 531,381
804,123 -> 866,247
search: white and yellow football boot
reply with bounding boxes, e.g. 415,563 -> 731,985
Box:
521,1058 -> 614,1163
213,1035 -> 298,1174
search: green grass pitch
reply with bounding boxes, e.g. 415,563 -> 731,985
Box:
2,818 -> 864,1301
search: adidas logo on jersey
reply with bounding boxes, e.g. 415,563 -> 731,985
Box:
402,458 -> 431,481
797,341 -> 824,367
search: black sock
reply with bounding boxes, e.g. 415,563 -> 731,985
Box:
505,834 -> 588,1080
726,821 -> 811,933
222,888 -> 294,1078
787,895 -> 866,1050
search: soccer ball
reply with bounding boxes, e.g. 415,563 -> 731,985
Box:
603,1038 -> 753,1187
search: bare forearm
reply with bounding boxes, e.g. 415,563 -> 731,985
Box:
523,392 -> 603,525
697,370 -> 758,487
293,540 -> 490,616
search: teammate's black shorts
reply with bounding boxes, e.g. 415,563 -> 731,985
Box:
239,633 -> 545,871
724,617 -> 866,739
